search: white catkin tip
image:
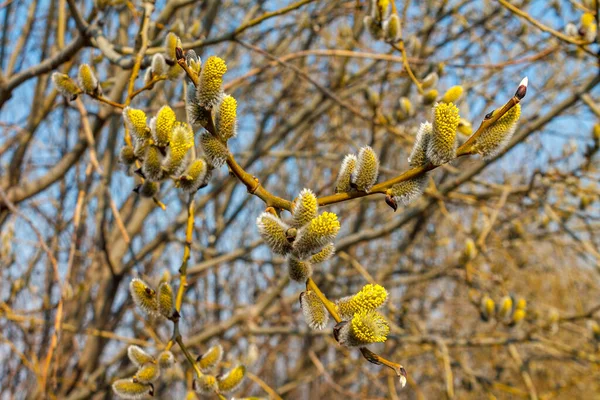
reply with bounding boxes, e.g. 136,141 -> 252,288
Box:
520,76 -> 528,88
399,375 -> 407,388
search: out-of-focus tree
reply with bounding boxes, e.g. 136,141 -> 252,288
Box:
1,0 -> 599,398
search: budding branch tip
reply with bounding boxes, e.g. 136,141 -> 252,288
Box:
515,76 -> 528,100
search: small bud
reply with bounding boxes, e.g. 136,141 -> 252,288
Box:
256,212 -> 293,255
463,238 -> 477,261
473,104 -> 521,160
427,102 -> 460,165
164,122 -> 194,175
480,295 -> 495,322
217,365 -> 246,394
335,154 -> 357,193
408,122 -> 432,167
158,351 -> 175,370
385,194 -> 398,211
300,290 -> 329,330
142,146 -> 166,182
134,363 -> 160,384
336,284 -> 388,320
150,105 -> 176,148
186,50 -> 202,78
291,188 -> 318,229
123,107 -> 150,143
388,174 -> 428,206
335,310 -> 389,347
588,320 -> 600,341
197,344 -> 223,373
397,96 -> 413,120
199,132 -> 228,168
351,146 -> 379,192
119,145 -> 136,165
383,14 -> 401,43
112,379 -> 153,399
52,72 -> 82,101
157,282 -> 175,319
288,256 -> 313,282
197,56 -> 227,109
515,77 -> 528,100
497,296 -> 513,321
422,89 -> 438,105
77,64 -> 99,94
194,374 -> 218,394
309,243 -> 335,264
135,181 -> 159,198
127,345 -> 155,367
565,22 -> 578,37
217,94 -> 238,141
364,87 -> 380,108
509,308 -> 526,327
177,158 -> 209,193
151,53 -> 167,76
292,212 -> 340,259
515,298 -> 527,310
421,72 -> 439,89
129,278 -> 158,316
441,85 -> 463,103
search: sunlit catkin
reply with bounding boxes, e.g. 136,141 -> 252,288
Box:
127,345 -> 155,367
142,145 -> 166,182
194,375 -> 218,394
52,72 -> 82,100
164,32 -> 179,62
457,118 -> 473,136
510,309 -> 526,327
408,122 -> 432,167
129,278 -> 158,316
291,188 -> 318,228
134,181 -> 159,198
157,282 -> 175,319
151,53 -> 167,76
197,56 -> 227,109
388,174 -> 428,206
480,295 -> 495,322
336,284 -> 388,319
351,146 -> 379,192
383,14 -> 401,43
123,107 -> 150,143
199,132 -> 228,167
292,212 -> 340,258
288,256 -> 313,282
473,104 -> 521,160
441,85 -> 463,103
335,154 -> 357,193
217,94 -> 237,141
150,105 -> 176,148
197,344 -> 223,373
427,102 -> 460,165
158,351 -> 175,370
134,363 -> 160,384
77,64 -> 99,94
256,212 -> 293,255
217,365 -> 246,394
310,243 -> 335,264
300,290 -> 329,330
164,122 -> 194,175
177,158 -> 208,193
336,310 -> 389,347
497,296 -> 513,321
112,379 -> 153,399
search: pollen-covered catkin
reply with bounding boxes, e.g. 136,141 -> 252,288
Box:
217,365 -> 246,394
291,189 -> 318,228
151,105 -> 176,148
336,284 -> 388,319
177,158 -> 208,193
217,94 -> 237,141
112,379 -> 153,399
194,375 -> 218,394
310,243 -> 335,264
351,146 -> 379,192
473,104 -> 521,160
199,132 -> 228,167
292,212 -> 340,258
164,122 -> 194,175
157,282 -> 175,319
335,154 -> 357,193
142,146 -> 166,182
123,107 -> 150,143
127,345 -> 155,367
197,56 -> 227,109
427,102 -> 460,165
52,72 -> 82,100
134,363 -> 160,384
129,278 -> 158,316
288,256 -> 313,282
198,344 -> 223,373
256,212 -> 293,255
300,290 -> 329,330
388,174 -> 428,206
77,64 -> 99,94
408,122 -> 432,167
336,310 -> 390,347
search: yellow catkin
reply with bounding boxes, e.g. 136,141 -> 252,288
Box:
292,212 -> 340,259
351,146 -> 379,192
112,379 -> 152,399
338,310 -> 389,347
457,118 -> 473,136
388,174 -> 428,206
134,363 -> 160,384
422,89 -> 438,104
197,56 -> 227,109
157,282 -> 174,319
309,243 -> 335,264
217,365 -> 246,394
441,85 -> 463,103
335,154 -> 357,193
164,122 -> 194,175
288,256 -> 313,282
177,158 -> 208,193
199,132 -> 228,167
291,188 -> 318,228
408,122 -> 432,167
300,290 -> 329,330
497,296 -> 513,321
427,102 -> 460,165
194,374 -> 218,394
515,298 -> 527,310
123,107 -> 150,142
151,105 -> 176,148
256,212 -> 293,255
336,284 -> 388,319
142,145 -> 166,182
52,72 -> 82,100
384,14 -> 401,42
127,345 -> 155,367
158,351 -> 175,370
77,64 -> 99,93
217,94 -> 237,141
511,309 -> 526,326
198,344 -> 223,373
473,104 -> 521,160
480,295 -> 495,322
164,32 -> 179,62
129,278 -> 158,316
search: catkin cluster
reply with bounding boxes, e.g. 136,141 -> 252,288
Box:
335,146 -> 380,193
112,346 -> 174,399
193,343 -> 247,396
479,294 -> 527,326
129,278 -> 177,320
364,0 -> 401,43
